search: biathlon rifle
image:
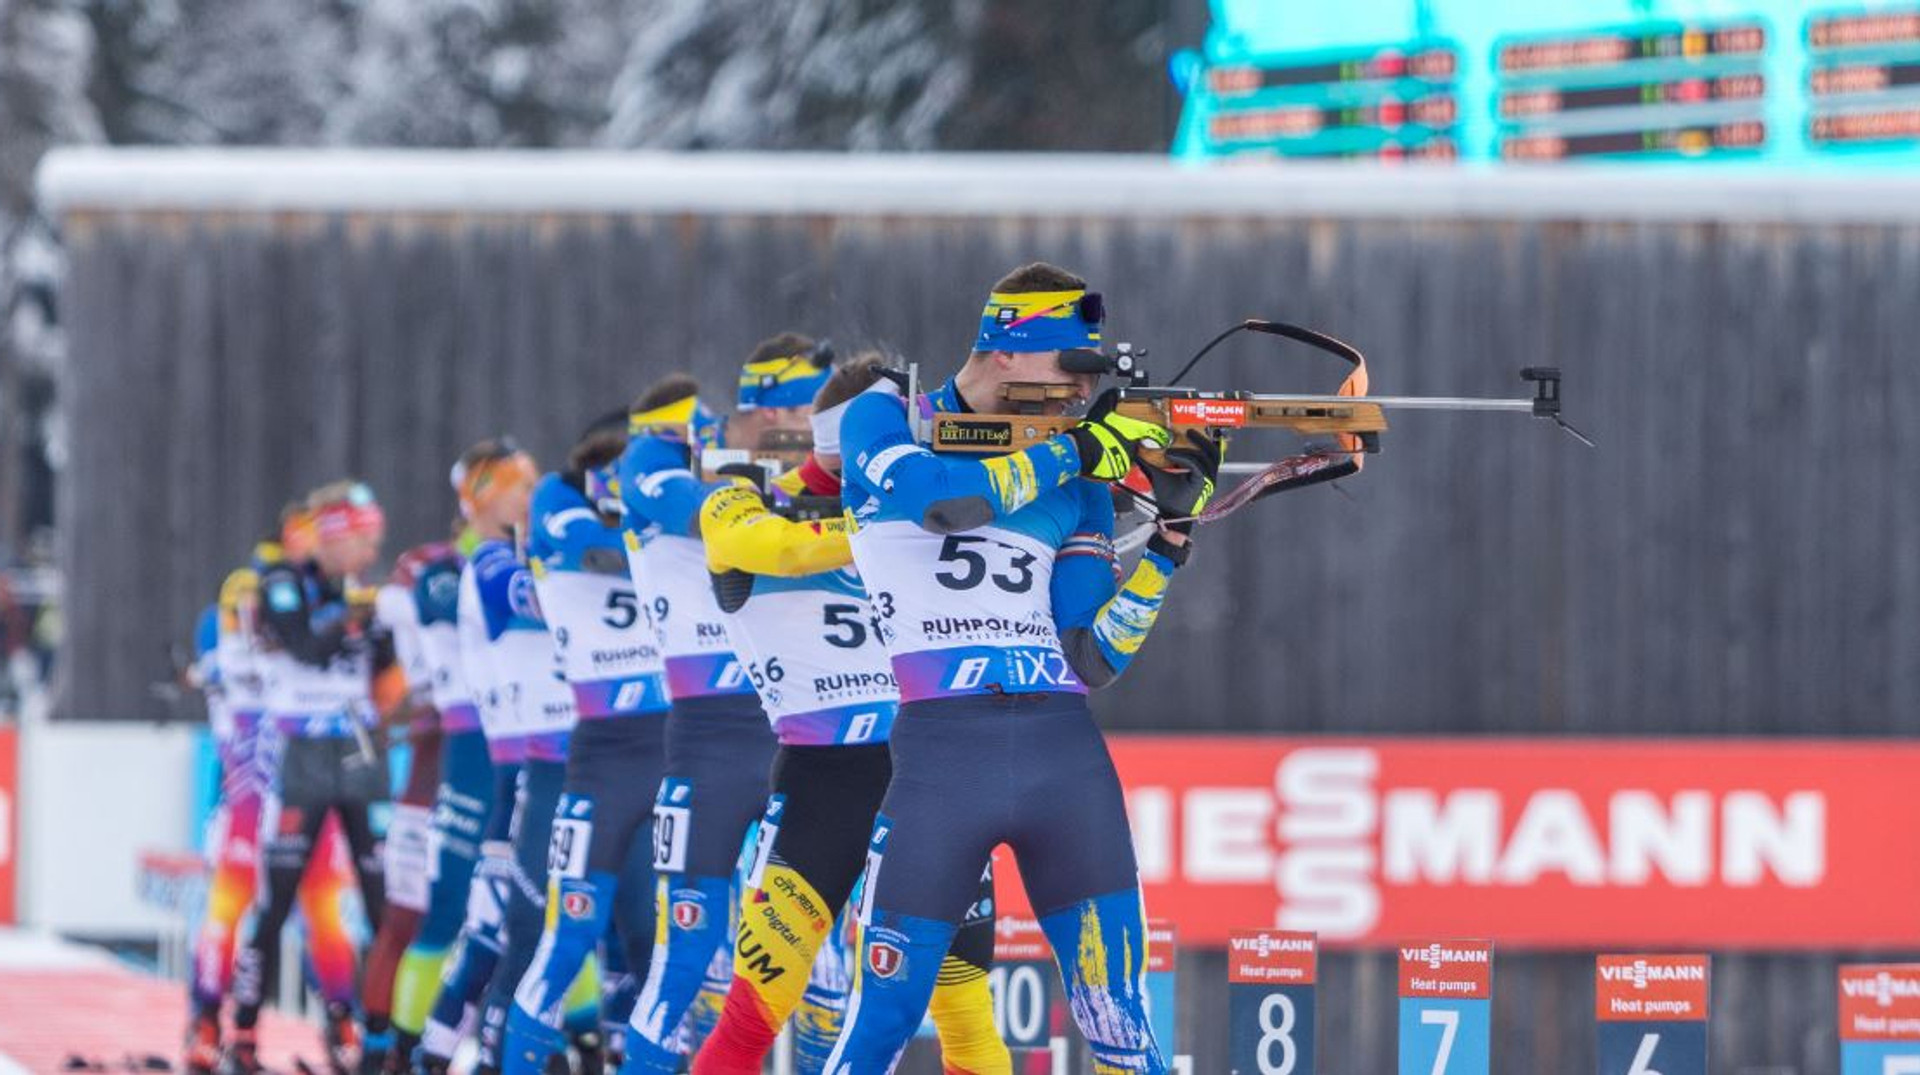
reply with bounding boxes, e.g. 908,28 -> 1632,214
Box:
909,319 -> 1592,524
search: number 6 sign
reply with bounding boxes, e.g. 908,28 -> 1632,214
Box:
1595,954 -> 1709,1075
1228,929 -> 1318,1075
1397,940 -> 1492,1075
1840,964 -> 1920,1075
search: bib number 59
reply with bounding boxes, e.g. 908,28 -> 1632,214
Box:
652,804 -> 690,873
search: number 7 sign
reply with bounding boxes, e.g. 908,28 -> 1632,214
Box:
1397,940 -> 1492,1075
1840,965 -> 1920,1075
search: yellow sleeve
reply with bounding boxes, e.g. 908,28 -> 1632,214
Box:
217,567 -> 259,632
771,467 -> 808,497
699,480 -> 854,577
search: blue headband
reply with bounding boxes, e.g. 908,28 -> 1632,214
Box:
974,289 -> 1104,353
738,353 -> 832,410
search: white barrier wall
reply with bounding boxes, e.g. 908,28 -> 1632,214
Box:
17,700 -> 198,936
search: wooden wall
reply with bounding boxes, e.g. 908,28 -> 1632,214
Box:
58,204 -> 1920,1072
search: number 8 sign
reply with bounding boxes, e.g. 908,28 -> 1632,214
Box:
1228,929 -> 1318,1074
1397,940 -> 1492,1075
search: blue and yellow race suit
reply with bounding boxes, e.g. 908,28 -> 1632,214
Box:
688,471 -> 1009,1075
386,542 -> 491,1049
422,535 -> 585,1067
362,544 -> 453,1059
504,472 -> 672,1073
615,429 -> 777,1074
473,501 -> 598,1070
824,378 -> 1181,1073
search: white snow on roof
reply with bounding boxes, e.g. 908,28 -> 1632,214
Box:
35,148 -> 1920,223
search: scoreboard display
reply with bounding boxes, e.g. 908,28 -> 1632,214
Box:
1807,10 -> 1920,151
1172,1 -> 1920,165
1494,20 -> 1771,161
1190,42 -> 1463,160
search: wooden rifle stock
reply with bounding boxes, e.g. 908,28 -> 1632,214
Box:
928,389 -> 1385,464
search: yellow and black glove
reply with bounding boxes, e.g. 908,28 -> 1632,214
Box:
1066,389 -> 1169,481
1142,430 -> 1223,536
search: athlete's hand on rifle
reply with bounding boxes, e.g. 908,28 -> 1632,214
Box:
1142,430 -> 1223,537
1067,389 -> 1169,482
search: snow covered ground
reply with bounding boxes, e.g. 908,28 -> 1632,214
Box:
0,929 -> 315,1074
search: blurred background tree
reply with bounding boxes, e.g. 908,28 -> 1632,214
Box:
0,0 -> 1192,559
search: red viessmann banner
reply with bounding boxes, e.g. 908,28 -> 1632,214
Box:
0,724 -> 16,925
992,738 -> 1920,950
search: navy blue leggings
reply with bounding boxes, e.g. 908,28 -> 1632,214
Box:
412,729 -> 495,952
477,759 -> 568,1067
501,715 -> 667,1072
568,717 -> 668,968
621,697 -> 775,1071
826,692 -> 1165,1072
870,692 -> 1138,919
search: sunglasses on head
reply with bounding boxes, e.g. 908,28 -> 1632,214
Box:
751,340 -> 836,393
993,291 -> 1104,333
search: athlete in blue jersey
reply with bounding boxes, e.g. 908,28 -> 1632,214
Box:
418,440 -> 551,1075
385,524 -> 486,1072
614,343 -> 827,1074
824,263 -> 1220,1073
362,535 -> 469,1074
450,440 -> 620,1071
502,414 -> 671,1074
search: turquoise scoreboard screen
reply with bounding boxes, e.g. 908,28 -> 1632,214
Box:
1172,2 -> 1920,164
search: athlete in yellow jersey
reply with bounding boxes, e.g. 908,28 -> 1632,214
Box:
691,356 -> 1007,1074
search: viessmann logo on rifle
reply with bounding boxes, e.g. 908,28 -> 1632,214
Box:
1167,397 -> 1251,427
934,420 -> 1014,449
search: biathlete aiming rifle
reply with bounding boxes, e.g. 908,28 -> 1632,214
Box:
909,318 -> 1593,524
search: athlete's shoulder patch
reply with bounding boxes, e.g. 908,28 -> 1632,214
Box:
859,441 -> 923,488
417,564 -> 461,624
265,578 -> 302,614
542,506 -> 599,543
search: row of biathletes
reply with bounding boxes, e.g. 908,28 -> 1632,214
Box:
181,260 -> 1226,1075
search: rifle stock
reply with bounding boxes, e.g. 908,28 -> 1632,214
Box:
928,391 -> 1385,464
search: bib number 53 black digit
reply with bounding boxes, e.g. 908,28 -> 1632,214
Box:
934,535 -> 1036,593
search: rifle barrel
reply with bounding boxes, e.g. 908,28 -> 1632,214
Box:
1241,393 -> 1536,413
